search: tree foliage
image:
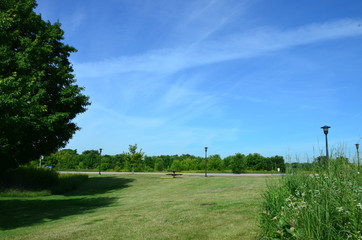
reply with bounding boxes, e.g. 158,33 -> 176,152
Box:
0,0 -> 90,171
124,144 -> 144,172
208,154 -> 223,171
50,149 -> 78,169
231,153 -> 247,174
78,150 -> 99,169
36,144 -> 286,174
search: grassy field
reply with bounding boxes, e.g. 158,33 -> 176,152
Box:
0,174 -> 275,240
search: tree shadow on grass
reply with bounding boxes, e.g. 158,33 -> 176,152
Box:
0,177 -> 134,230
64,176 -> 134,196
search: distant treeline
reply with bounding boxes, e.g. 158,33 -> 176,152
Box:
31,144 -> 286,173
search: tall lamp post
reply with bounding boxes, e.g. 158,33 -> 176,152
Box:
99,148 -> 102,175
356,143 -> 360,170
39,155 -> 44,168
204,147 -> 208,177
321,125 -> 331,162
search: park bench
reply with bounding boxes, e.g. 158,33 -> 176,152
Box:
166,170 -> 182,178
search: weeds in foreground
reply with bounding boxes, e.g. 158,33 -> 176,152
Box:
260,160 -> 362,240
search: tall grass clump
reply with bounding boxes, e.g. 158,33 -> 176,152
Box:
0,167 -> 88,196
2,167 -> 59,190
260,159 -> 362,240
51,174 -> 89,194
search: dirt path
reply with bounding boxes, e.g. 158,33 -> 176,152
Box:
59,171 -> 283,177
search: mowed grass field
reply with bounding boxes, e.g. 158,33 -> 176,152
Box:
0,174 -> 276,240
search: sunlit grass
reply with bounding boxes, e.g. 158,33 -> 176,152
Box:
0,174 -> 274,240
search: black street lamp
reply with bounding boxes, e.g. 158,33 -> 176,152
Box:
99,148 -> 102,175
204,147 -> 208,177
356,143 -> 360,170
321,126 -> 331,161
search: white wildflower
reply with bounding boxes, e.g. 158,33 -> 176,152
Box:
336,207 -> 344,212
357,203 -> 362,210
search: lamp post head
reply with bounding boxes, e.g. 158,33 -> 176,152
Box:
356,144 -> 360,150
321,125 -> 331,135
99,148 -> 102,154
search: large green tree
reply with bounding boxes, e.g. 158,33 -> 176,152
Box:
0,0 -> 90,171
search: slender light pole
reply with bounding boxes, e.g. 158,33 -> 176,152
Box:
99,148 -> 102,175
39,155 -> 44,168
356,143 -> 360,170
204,147 -> 208,177
321,126 -> 331,162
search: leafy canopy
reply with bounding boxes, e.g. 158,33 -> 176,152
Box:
124,144 -> 145,172
0,0 -> 90,171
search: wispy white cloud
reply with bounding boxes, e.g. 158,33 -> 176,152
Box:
71,98 -> 243,156
74,19 -> 362,78
87,103 -> 167,130
68,10 -> 86,31
73,18 -> 362,140
173,0 -> 251,45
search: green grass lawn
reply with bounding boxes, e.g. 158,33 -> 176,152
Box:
0,174 -> 275,240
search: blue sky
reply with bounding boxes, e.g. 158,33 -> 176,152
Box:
36,0 -> 362,161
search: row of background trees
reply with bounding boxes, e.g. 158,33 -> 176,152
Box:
30,144 -> 286,173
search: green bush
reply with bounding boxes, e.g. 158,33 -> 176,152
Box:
2,167 -> 58,190
0,167 -> 88,195
231,153 -> 247,174
260,159 -> 362,239
51,174 -> 88,194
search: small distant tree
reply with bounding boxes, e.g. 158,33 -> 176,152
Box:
54,149 -> 79,169
154,157 -> 165,171
41,149 -> 78,169
223,155 -> 234,170
100,155 -> 112,171
182,157 -> 197,170
79,150 -> 99,169
42,153 -> 59,167
113,154 -> 126,171
231,153 -> 247,174
170,159 -> 182,171
267,155 -> 286,172
246,153 -> 266,170
144,156 -> 155,171
208,154 -> 223,171
124,144 -> 144,172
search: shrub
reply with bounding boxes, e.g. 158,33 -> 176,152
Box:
51,174 -> 88,194
232,153 -> 246,174
2,167 -> 58,190
0,167 -> 88,195
260,159 -> 362,240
